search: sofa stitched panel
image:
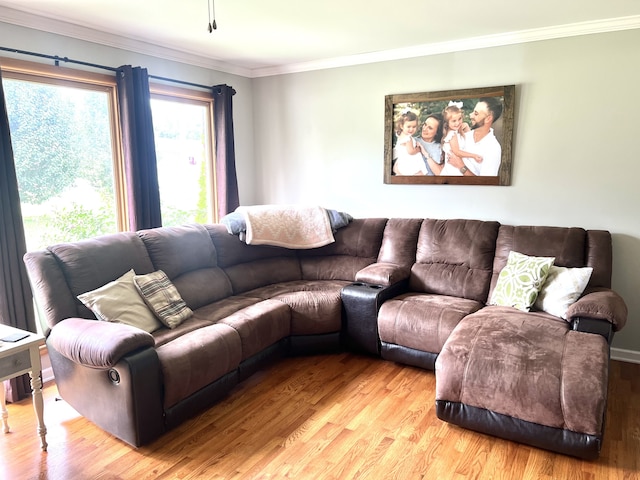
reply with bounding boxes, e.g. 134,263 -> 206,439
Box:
156,323 -> 242,409
586,230 -> 613,288
378,293 -> 484,355
489,226 -> 588,298
206,224 -> 297,268
138,223 -> 218,278
300,255 -> 376,281
410,219 -> 499,302
224,257 -> 303,294
273,288 -> 344,335
218,299 -> 291,360
297,218 -> 388,259
23,250 -> 79,333
190,295 -> 264,326
151,317 -> 215,348
435,307 -> 608,436
49,232 -> 156,321
376,218 -> 423,266
170,267 -> 234,310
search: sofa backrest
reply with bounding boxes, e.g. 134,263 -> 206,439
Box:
297,218 -> 388,281
137,224 -> 233,309
488,225 -> 612,300
410,219 -> 501,302
24,232 -> 156,330
206,224 -> 301,294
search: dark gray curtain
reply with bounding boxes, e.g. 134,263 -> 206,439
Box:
212,84 -> 239,219
117,65 -> 162,230
0,71 -> 36,402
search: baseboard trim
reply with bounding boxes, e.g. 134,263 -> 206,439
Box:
42,366 -> 55,384
611,347 -> 640,364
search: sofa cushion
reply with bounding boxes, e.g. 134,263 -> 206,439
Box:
409,219 -> 500,302
378,293 -> 484,355
137,223 -> 217,278
48,232 -> 155,319
490,225 -> 587,299
133,270 -> 193,328
156,323 -> 242,409
534,266 -> 593,319
77,269 -> 163,333
244,280 -> 348,335
218,299 -> 291,360
435,306 -> 608,436
223,257 -> 302,294
489,251 -> 554,312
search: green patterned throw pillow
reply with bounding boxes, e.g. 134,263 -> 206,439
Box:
490,251 -> 555,312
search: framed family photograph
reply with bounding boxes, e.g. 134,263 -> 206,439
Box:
384,85 -> 515,186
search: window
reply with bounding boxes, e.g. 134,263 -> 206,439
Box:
150,85 -> 215,226
2,60 -> 125,251
1,58 -> 218,251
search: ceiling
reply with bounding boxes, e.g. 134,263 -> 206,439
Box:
1,0 -> 639,78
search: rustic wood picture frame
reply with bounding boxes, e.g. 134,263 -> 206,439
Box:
384,85 -> 515,185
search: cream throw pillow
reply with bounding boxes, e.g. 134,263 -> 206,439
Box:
490,251 -> 555,312
77,269 -> 163,333
534,266 -> 593,319
133,270 -> 193,329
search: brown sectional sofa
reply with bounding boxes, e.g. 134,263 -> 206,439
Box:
23,217 -> 627,460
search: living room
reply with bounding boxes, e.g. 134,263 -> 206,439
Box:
0,2 -> 639,478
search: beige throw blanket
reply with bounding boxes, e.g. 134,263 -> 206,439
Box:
239,205 -> 335,249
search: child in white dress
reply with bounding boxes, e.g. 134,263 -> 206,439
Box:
392,109 -> 428,176
439,102 -> 483,176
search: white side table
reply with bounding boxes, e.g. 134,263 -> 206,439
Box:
0,325 -> 47,451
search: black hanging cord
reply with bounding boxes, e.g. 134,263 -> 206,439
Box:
0,46 -> 213,91
208,0 -> 218,32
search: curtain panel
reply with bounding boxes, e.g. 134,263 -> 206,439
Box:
212,84 -> 239,219
117,65 -> 162,231
0,71 -> 37,402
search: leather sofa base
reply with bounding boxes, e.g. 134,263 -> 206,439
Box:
290,332 -> 342,355
165,370 -> 239,432
435,400 -> 602,460
380,342 -> 438,371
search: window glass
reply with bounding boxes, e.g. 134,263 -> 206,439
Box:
4,76 -> 119,250
151,96 -> 213,226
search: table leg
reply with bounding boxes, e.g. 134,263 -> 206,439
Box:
1,381 -> 9,433
29,348 -> 47,452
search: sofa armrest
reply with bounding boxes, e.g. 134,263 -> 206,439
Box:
355,262 -> 411,286
48,318 -> 156,369
341,279 -> 408,355
566,288 -> 628,332
571,317 -> 614,345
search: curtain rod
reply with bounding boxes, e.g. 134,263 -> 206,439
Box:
0,46 -> 213,91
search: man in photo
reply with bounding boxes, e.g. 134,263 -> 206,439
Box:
446,97 -> 502,177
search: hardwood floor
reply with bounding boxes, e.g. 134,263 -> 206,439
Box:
1,353 -> 639,480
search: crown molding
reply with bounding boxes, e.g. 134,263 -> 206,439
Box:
250,15 -> 640,78
1,6 -> 639,79
0,6 -> 252,77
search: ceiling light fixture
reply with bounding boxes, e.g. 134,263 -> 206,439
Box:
207,0 -> 217,32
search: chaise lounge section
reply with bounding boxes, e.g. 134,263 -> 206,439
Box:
23,215 -> 627,459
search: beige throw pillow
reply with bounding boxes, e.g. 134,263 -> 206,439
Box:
77,269 -> 163,333
534,266 -> 593,319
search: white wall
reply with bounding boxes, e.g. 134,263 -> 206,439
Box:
0,22 -> 258,206
252,30 -> 640,356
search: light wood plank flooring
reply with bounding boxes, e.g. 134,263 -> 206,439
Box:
1,353 -> 639,479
